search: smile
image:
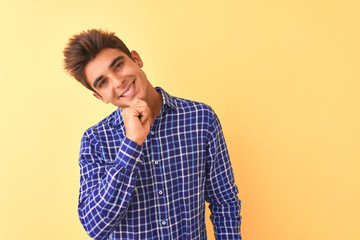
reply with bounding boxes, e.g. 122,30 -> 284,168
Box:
120,81 -> 135,97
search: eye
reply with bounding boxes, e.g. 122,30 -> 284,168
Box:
115,62 -> 123,71
98,79 -> 107,88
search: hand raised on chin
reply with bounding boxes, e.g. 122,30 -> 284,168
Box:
122,98 -> 153,146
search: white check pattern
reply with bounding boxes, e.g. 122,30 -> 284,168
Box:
78,87 -> 241,239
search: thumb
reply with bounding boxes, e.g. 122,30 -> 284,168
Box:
139,113 -> 150,124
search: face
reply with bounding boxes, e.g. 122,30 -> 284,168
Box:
84,48 -> 151,109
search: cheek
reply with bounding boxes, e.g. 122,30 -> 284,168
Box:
100,88 -> 114,100
108,90 -> 117,100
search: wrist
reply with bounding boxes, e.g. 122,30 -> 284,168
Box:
126,134 -> 145,146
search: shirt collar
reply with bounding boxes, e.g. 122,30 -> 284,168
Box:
113,86 -> 177,127
155,86 -> 177,111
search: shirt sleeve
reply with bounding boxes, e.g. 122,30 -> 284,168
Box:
78,130 -> 143,240
205,109 -> 242,240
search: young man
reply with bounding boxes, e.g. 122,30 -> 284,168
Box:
63,29 -> 241,240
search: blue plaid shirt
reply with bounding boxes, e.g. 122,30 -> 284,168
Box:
78,87 -> 241,240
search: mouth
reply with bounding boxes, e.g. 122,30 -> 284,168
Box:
120,81 -> 135,98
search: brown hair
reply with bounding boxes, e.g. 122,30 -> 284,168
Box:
63,29 -> 132,92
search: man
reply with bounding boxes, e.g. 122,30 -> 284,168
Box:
63,29 -> 241,240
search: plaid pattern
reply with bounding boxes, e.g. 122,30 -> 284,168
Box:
78,87 -> 241,240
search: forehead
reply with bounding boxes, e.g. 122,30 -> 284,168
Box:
84,48 -> 127,84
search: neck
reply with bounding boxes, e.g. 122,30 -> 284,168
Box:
147,87 -> 163,119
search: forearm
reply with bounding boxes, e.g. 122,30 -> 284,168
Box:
78,137 -> 142,239
206,108 -> 242,239
208,189 -> 242,240
206,170 -> 241,239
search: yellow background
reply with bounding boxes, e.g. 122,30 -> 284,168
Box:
1,0 -> 359,239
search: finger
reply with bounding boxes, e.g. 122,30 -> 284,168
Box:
125,99 -> 152,124
132,97 -> 145,106
124,102 -> 147,117
139,108 -> 151,124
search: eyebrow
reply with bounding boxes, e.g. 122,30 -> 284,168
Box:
93,56 -> 125,88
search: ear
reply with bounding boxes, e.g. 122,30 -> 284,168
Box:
131,50 -> 143,68
93,92 -> 109,104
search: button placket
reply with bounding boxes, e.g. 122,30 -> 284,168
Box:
150,116 -> 170,236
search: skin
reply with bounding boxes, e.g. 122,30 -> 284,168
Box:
84,48 -> 163,145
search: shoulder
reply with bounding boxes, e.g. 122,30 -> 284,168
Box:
170,94 -> 214,114
173,95 -> 216,121
159,87 -> 218,126
157,87 -> 215,117
81,109 -> 119,141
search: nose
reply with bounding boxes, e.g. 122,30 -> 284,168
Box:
110,75 -> 125,89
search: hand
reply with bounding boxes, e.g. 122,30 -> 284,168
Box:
122,98 -> 153,145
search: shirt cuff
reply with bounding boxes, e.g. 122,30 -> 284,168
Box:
115,137 -> 143,173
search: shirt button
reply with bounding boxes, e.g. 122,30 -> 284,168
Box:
161,221 -> 166,226
158,190 -> 163,195
154,160 -> 159,165
136,157 -> 141,162
151,131 -> 155,135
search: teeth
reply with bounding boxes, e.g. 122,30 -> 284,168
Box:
121,83 -> 134,97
